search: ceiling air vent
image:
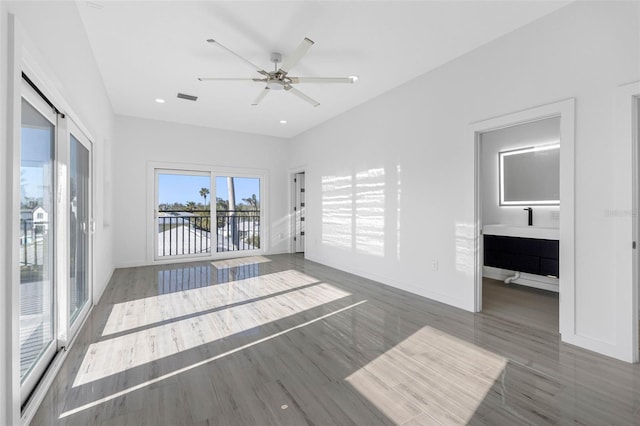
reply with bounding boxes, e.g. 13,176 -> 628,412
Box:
177,93 -> 198,101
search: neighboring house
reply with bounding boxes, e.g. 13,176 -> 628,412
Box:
32,206 -> 48,235
19,207 -> 49,244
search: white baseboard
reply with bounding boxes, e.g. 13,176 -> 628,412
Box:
305,254 -> 474,311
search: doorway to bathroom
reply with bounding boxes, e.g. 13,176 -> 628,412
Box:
480,117 -> 560,333
472,99 -> 575,340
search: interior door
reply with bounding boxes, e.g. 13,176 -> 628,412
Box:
294,172 -> 305,253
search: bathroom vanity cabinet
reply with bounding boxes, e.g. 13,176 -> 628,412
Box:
483,233 -> 559,278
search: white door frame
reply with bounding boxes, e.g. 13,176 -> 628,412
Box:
619,81 -> 640,363
470,99 -> 575,338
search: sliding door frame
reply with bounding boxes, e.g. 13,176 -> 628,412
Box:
147,162 -> 268,264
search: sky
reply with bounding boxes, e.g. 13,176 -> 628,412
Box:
158,174 -> 260,206
21,127 -> 53,202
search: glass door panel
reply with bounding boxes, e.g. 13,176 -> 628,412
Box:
156,170 -> 212,259
69,133 -> 90,325
215,176 -> 261,252
20,95 -> 56,388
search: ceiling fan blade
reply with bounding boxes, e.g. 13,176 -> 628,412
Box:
285,86 -> 319,107
279,38 -> 314,73
289,77 -> 356,84
252,87 -> 270,106
198,77 -> 266,82
206,39 -> 269,76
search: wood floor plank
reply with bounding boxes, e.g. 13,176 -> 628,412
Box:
29,254 -> 640,426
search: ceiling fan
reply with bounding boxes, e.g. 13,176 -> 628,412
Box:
198,37 -> 357,107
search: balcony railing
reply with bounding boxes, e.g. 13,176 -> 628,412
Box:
158,209 -> 260,257
20,219 -> 49,282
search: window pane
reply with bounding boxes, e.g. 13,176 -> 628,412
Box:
215,177 -> 260,252
20,99 -> 55,380
157,173 -> 211,257
69,135 -> 90,323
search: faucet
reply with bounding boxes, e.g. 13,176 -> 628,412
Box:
523,207 -> 533,226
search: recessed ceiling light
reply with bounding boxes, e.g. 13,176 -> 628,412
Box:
280,120 -> 287,124
155,98 -> 165,103
349,75 -> 359,82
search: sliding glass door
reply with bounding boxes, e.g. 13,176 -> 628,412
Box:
19,80 -> 94,404
68,122 -> 92,331
215,176 -> 261,252
20,85 -> 57,399
153,169 -> 264,260
155,169 -> 212,259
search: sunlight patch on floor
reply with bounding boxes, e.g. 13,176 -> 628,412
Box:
211,255 -> 272,269
75,281 -> 351,387
60,300 -> 367,420
103,269 -> 318,336
345,325 -> 507,424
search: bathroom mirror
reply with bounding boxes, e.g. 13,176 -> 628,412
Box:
499,143 -> 560,205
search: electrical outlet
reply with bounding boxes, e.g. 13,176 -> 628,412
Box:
432,260 -> 438,271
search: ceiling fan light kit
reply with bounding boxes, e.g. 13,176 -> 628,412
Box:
199,37 -> 356,107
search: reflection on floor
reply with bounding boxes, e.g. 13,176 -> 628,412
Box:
31,254 -> 640,425
482,278 -> 559,334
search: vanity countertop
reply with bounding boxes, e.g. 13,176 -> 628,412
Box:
483,224 -> 559,240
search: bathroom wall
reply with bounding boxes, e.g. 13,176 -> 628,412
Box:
481,117 -> 560,229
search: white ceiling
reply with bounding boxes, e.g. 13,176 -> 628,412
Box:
77,1 -> 571,139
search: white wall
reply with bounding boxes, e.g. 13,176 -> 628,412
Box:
289,0 -> 639,358
113,115 -> 290,267
481,117 -> 560,229
1,2 -> 116,423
